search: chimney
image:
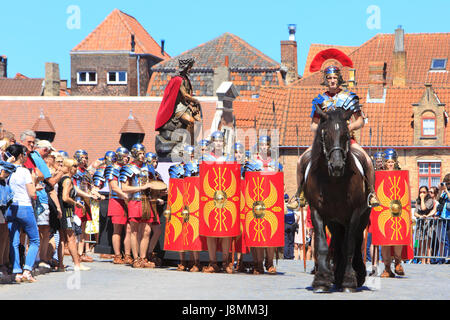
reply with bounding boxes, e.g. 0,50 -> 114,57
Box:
348,68 -> 356,88
44,62 -> 60,96
392,26 -> 407,86
0,56 -> 6,78
213,56 -> 230,94
131,34 -> 136,53
280,24 -> 298,85
368,61 -> 386,99
161,39 -> 165,56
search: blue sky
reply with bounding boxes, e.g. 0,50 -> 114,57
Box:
0,0 -> 448,84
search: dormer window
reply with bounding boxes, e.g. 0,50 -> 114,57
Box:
430,59 -> 447,71
422,117 -> 436,136
107,71 -> 127,85
77,71 -> 97,85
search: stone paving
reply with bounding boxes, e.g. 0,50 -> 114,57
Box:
0,255 -> 448,300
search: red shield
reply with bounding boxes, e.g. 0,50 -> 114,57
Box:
199,162 -> 241,237
370,170 -> 413,246
163,178 -> 185,252
182,176 -> 208,251
244,171 -> 284,248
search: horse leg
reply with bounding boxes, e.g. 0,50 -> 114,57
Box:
329,223 -> 345,289
341,208 -> 361,292
353,208 -> 371,288
311,209 -> 333,293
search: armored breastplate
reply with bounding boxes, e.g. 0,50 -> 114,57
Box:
316,90 -> 360,113
105,164 -> 122,199
129,163 -> 151,201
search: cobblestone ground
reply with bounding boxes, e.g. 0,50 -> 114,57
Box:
0,254 -> 448,300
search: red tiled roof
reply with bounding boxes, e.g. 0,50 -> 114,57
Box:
295,33 -> 450,87
233,98 -> 259,128
0,78 -> 44,96
32,113 -> 56,133
0,97 -> 218,161
72,9 -> 170,59
147,33 -> 281,97
255,85 -> 450,147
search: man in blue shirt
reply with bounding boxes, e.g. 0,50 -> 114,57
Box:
31,140 -> 64,269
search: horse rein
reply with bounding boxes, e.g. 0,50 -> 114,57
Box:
321,129 -> 349,163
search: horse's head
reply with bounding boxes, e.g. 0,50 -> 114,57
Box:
315,107 -> 353,177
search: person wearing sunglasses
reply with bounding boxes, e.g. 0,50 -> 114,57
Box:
4,144 -> 39,282
414,186 -> 435,264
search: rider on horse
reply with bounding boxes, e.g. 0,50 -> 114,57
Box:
296,53 -> 380,208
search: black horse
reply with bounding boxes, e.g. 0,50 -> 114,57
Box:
297,107 -> 371,293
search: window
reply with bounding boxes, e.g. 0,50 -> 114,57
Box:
430,59 -> 447,70
418,162 -> 441,189
107,71 -> 127,84
422,118 -> 436,136
77,71 -> 97,85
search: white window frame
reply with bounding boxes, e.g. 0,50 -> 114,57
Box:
422,118 -> 436,136
77,71 -> 97,85
430,58 -> 447,70
107,71 -> 127,85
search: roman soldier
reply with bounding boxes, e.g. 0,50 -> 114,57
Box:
73,149 -> 102,263
119,144 -> 156,268
145,151 -> 167,267
202,131 -> 227,162
373,151 -> 385,171
296,49 -> 380,208
104,147 -> 133,265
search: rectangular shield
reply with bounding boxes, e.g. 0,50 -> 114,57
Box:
370,170 -> 413,247
163,178 -> 185,252
244,171 -> 285,248
199,162 -> 241,237
182,176 -> 208,251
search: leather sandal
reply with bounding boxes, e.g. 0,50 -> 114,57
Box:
132,257 -> 144,268
394,263 -> 405,276
123,254 -> 134,265
80,254 -> 93,263
380,268 -> 395,278
142,258 -> 156,268
21,271 -> 37,283
202,262 -> 220,273
252,262 -> 264,275
189,264 -> 201,272
113,255 -> 125,264
223,262 -> 234,274
266,265 -> 277,275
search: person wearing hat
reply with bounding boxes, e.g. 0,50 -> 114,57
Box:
104,147 -> 133,265
120,144 -> 156,268
373,151 -> 385,171
30,140 -> 65,270
203,131 -> 227,162
379,148 -> 406,278
295,59 -> 380,208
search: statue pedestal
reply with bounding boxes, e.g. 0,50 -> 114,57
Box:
94,197 -> 113,254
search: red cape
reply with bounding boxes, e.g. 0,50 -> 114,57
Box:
154,76 -> 183,131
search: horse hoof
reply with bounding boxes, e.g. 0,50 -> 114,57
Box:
313,286 -> 330,293
342,287 -> 356,293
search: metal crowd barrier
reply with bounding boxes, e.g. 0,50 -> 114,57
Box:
413,218 -> 449,260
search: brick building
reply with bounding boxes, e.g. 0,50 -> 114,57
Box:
70,9 -> 169,96
146,31 -> 299,99
253,28 -> 450,198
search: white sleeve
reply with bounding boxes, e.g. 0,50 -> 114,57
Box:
22,168 -> 33,185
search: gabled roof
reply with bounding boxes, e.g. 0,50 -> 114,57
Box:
294,33 -> 450,87
72,9 -> 169,59
151,33 -> 280,71
0,78 -> 44,96
256,85 -> 450,147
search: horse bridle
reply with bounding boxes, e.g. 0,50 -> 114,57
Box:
321,129 -> 349,163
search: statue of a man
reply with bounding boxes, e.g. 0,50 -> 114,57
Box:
154,58 -> 201,161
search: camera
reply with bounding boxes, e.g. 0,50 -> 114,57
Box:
441,182 -> 445,187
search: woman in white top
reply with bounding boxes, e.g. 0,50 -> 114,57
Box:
4,144 -> 39,282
